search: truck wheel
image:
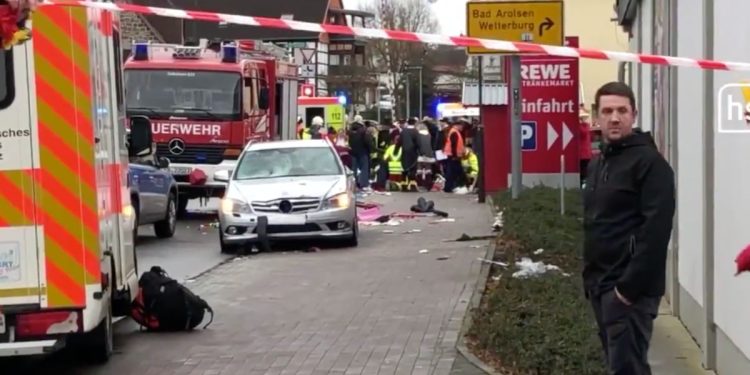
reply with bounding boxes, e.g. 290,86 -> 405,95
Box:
82,303 -> 114,363
177,196 -> 189,218
154,193 -> 177,238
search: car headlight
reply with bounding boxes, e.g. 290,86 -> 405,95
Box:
220,198 -> 252,215
323,192 -> 351,209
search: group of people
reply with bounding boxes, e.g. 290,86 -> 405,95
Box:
296,114 -> 479,194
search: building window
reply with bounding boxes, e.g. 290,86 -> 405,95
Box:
330,54 -> 340,66
0,49 -> 14,109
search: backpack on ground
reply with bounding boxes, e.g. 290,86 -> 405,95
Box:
130,266 -> 214,332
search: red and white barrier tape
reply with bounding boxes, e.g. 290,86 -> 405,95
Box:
42,0 -> 750,72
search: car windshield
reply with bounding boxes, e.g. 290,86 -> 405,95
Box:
124,69 -> 241,120
235,147 -> 342,180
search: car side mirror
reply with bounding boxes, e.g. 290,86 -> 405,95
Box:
128,116 -> 153,157
258,87 -> 269,110
157,156 -> 170,169
213,169 -> 230,182
345,166 -> 354,177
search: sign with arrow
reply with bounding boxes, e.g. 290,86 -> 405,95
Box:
517,36 -> 580,174
465,0 -> 564,54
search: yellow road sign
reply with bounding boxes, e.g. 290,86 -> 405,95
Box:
466,0 -> 564,54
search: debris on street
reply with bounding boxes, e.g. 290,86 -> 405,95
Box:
430,217 -> 456,224
477,257 -> 508,267
492,211 -> 504,231
512,257 -> 570,279
453,233 -> 496,242
419,249 -> 430,254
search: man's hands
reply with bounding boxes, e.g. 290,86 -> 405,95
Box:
615,287 -> 632,306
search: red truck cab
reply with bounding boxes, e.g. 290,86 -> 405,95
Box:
124,40 -> 299,215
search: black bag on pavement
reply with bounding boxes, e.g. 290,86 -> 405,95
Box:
131,266 -> 214,331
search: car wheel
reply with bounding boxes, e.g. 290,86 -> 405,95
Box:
342,218 -> 358,248
154,193 -> 177,238
219,229 -> 238,254
132,202 -> 139,244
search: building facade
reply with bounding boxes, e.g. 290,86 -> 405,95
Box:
615,0 -> 750,373
121,0 -> 367,98
564,0 -> 629,109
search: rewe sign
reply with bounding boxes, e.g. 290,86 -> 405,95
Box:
516,37 -> 580,175
521,63 -> 571,81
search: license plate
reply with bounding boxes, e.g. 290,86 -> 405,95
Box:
0,313 -> 5,335
169,167 -> 193,176
267,214 -> 306,225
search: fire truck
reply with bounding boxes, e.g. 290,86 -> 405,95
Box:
0,5 -> 149,361
123,40 -> 300,215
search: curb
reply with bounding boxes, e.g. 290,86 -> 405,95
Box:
453,195 -> 503,375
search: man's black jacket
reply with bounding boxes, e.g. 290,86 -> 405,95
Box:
347,122 -> 373,156
582,130 -> 675,303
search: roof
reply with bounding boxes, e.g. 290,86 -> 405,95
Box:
131,0 -> 332,43
246,139 -> 332,151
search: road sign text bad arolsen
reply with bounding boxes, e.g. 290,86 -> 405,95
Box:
466,0 -> 564,54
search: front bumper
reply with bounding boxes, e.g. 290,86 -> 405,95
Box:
170,161 -> 236,198
219,206 -> 356,244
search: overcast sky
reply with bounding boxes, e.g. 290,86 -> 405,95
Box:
342,0 -> 469,36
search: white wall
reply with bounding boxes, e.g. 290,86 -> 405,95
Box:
637,1 -> 653,133
712,0 -> 750,360
675,0 -> 705,307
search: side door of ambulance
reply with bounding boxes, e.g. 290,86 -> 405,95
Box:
0,45 -> 43,311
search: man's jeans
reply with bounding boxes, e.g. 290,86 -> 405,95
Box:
590,289 -> 660,375
352,153 -> 370,189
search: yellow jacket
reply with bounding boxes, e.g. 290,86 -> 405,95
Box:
462,152 -> 478,177
383,145 -> 403,175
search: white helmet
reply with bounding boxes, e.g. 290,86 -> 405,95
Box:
312,116 -> 324,126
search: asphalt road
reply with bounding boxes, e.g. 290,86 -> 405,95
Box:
135,199 -> 231,282
1,194 -> 492,375
1,199 -> 233,374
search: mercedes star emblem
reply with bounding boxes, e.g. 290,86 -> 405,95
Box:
278,200 -> 293,213
168,138 -> 186,155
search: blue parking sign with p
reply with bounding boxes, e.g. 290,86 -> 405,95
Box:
521,121 -> 537,151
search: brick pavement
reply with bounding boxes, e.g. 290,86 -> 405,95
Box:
51,192 -> 492,375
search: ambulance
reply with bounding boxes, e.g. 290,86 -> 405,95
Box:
0,4 -> 148,361
298,96 -> 347,133
123,40 -> 299,215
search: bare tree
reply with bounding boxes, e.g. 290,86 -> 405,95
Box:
361,0 -> 439,118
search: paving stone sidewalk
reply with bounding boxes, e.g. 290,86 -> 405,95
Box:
64,192 -> 493,375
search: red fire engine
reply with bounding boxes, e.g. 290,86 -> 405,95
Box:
124,39 -> 299,215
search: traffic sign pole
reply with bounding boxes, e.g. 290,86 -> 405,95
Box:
510,55 -> 523,199
477,56 -> 486,204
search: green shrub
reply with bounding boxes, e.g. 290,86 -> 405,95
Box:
467,186 -> 607,375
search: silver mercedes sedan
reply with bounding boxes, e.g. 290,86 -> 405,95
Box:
213,139 -> 358,252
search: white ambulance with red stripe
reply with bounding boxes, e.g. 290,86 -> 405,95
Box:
0,4 -> 150,362
124,39 -> 299,216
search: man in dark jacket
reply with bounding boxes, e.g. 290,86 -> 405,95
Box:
398,117 -> 421,191
583,82 -> 675,375
347,120 -> 374,191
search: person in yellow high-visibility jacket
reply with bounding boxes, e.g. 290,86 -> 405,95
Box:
462,147 -> 479,186
382,140 -> 403,191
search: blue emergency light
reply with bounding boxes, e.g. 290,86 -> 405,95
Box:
222,43 -> 238,63
338,95 -> 347,105
133,42 -> 149,61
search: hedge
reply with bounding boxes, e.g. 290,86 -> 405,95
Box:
467,186 -> 607,375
